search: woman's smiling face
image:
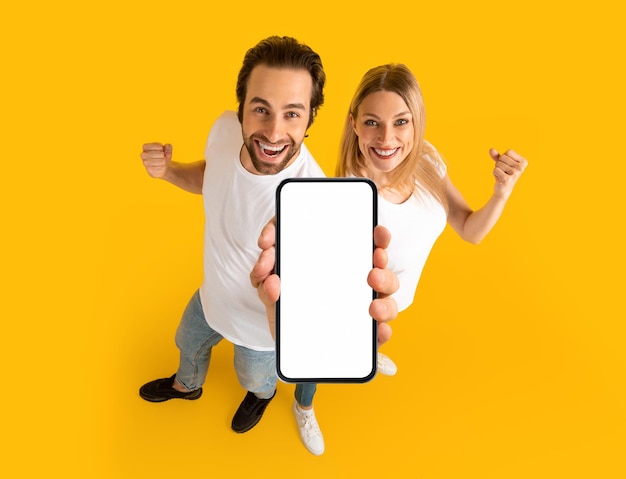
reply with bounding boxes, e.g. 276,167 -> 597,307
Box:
350,90 -> 414,179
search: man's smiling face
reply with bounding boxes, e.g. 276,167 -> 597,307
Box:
240,65 -> 313,175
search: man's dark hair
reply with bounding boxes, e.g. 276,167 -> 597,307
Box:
236,36 -> 326,128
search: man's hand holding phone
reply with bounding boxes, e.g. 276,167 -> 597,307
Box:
251,215 -> 398,345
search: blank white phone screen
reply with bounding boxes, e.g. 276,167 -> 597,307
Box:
276,178 -> 377,383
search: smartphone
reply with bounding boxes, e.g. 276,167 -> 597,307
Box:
275,178 -> 378,383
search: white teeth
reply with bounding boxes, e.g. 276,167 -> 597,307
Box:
374,148 -> 398,157
258,141 -> 285,152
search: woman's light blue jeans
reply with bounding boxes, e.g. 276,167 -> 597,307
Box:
174,290 -> 276,399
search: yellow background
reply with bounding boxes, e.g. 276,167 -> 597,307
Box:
2,1 -> 624,477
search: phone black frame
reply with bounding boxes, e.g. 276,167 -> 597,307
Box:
275,177 -> 378,383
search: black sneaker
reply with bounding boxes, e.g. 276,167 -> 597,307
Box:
231,390 -> 276,433
139,374 -> 202,402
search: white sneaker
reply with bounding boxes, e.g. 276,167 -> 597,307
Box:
292,401 -> 325,456
377,352 -> 398,376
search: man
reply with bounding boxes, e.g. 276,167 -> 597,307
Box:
138,36 -> 398,456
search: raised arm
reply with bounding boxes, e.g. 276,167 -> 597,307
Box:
445,148 -> 528,244
141,142 -> 206,194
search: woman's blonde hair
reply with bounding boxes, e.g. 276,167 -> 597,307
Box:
336,64 -> 446,208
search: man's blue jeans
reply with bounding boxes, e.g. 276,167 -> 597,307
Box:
174,290 -> 276,399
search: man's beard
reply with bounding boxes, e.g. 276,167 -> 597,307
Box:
243,135 -> 301,175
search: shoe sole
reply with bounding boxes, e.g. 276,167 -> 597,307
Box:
232,414 -> 264,434
139,389 -> 202,403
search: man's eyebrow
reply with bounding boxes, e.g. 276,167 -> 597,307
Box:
285,103 -> 306,111
249,97 -> 271,107
249,97 -> 306,111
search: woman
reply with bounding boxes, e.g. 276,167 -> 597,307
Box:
292,63 -> 527,456
339,64 -> 527,362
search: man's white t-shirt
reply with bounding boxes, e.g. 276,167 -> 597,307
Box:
198,111 -> 325,351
